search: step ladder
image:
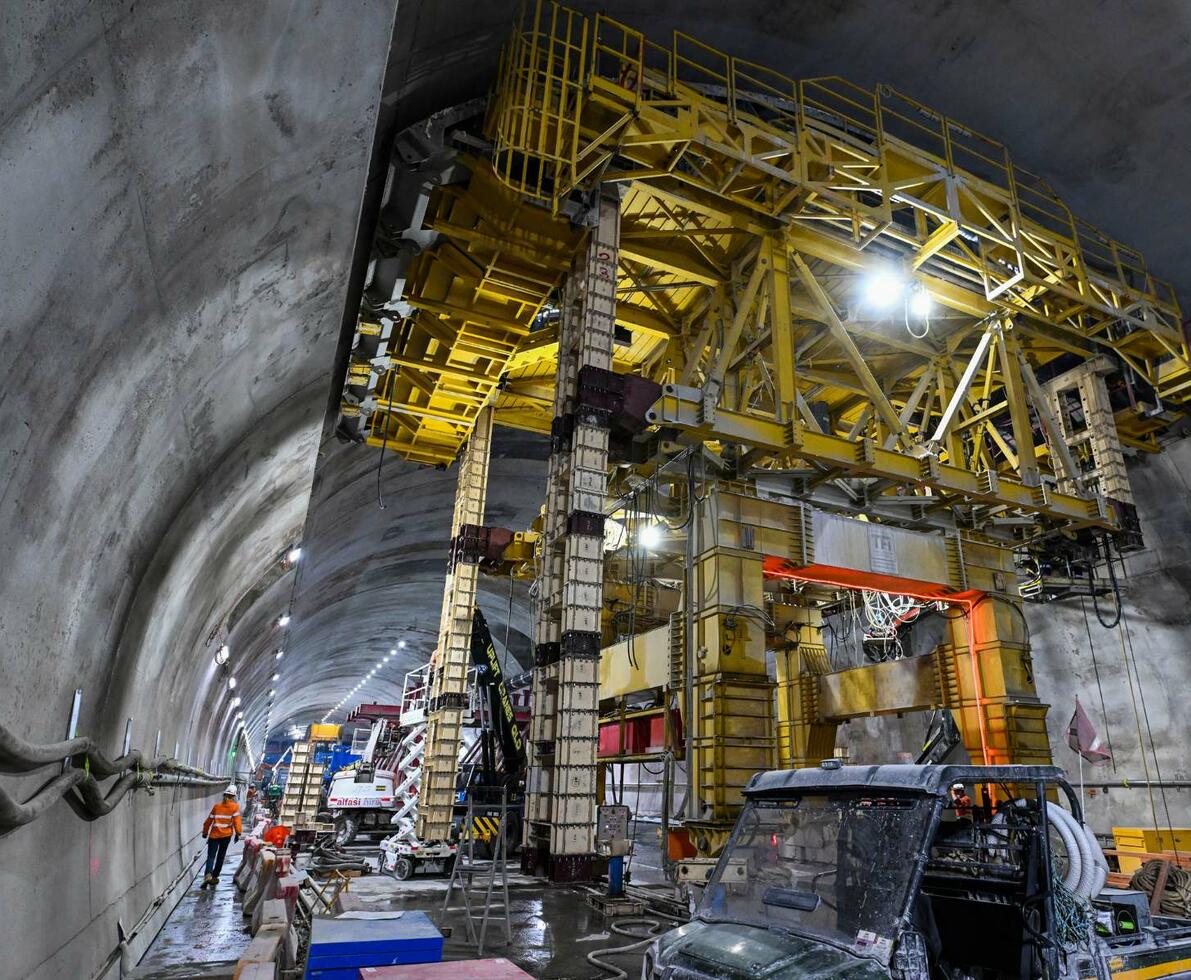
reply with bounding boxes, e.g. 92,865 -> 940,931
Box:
442,789 -> 512,955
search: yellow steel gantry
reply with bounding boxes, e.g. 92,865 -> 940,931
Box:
338,1 -> 1190,873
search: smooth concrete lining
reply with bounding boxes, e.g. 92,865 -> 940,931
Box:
4,1 -> 1191,975
0,2 -> 397,976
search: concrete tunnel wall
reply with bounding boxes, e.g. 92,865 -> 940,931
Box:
0,2 -> 398,976
3,1 -> 1191,977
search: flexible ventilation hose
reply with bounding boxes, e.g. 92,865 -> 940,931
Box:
1046,803 -> 1096,898
1083,822 -> 1110,896
992,800 -> 1105,899
586,918 -> 666,980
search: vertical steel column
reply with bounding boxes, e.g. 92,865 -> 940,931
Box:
525,191 -> 619,881
774,604 -> 836,769
418,406 -> 494,842
935,593 -> 1051,767
685,486 -> 776,856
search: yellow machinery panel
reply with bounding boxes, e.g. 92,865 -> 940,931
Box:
692,673 -> 775,821
600,625 -> 671,700
1113,828 -> 1191,874
818,656 -> 941,720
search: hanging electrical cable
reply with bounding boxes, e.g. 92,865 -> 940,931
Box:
1089,533 -> 1122,629
1120,605 -> 1181,860
1078,596 -> 1117,771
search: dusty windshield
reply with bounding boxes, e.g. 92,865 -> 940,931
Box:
697,792 -> 933,961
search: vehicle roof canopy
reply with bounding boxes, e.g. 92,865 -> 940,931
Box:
744,764 -> 1069,800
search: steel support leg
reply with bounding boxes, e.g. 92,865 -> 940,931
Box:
774,603 -> 836,769
936,594 -> 1052,767
418,406 -> 494,842
525,192 -> 620,882
684,486 -> 776,856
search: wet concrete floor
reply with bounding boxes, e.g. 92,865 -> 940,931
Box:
131,841 -> 247,979
136,824 -> 679,979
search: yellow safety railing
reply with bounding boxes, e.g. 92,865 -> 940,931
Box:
489,0 -> 1181,340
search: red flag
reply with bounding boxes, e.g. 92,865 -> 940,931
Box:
1067,699 -> 1111,766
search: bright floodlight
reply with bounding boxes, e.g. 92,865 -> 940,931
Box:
269,689 -> 276,698
227,677 -> 237,690
272,672 -> 279,682
863,269 -> 904,309
278,614 -> 290,627
287,547 -> 302,564
397,640 -> 406,649
389,648 -> 397,655
908,286 -> 932,318
214,643 -> 230,666
275,649 -> 284,660
639,523 -> 662,550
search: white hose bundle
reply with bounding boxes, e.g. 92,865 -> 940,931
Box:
1083,821 -> 1110,896
991,801 -> 1106,899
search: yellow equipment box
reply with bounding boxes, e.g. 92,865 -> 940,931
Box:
309,723 -> 341,741
1113,827 -> 1191,874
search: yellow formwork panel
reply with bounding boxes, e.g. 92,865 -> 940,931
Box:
692,673 -> 775,820
599,624 -> 671,700
693,547 -> 768,677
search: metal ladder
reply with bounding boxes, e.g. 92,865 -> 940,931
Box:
442,789 -> 512,955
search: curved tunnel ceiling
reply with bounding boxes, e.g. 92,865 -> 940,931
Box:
11,4 -> 1189,976
6,0 -> 1191,771
253,0 -> 1191,739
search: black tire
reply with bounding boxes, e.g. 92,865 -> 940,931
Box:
393,856 -> 415,881
505,813 -> 522,854
333,813 -> 359,847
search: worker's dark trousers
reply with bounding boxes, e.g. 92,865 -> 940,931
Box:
205,836 -> 232,878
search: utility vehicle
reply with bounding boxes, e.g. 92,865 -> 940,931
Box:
645,764 -> 1191,979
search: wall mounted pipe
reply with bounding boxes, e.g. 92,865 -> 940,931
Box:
0,769 -> 87,830
0,717 -> 226,835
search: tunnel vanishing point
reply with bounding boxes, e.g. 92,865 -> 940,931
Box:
4,2 -> 1191,977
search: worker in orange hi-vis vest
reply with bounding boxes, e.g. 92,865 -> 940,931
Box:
201,784 -> 243,889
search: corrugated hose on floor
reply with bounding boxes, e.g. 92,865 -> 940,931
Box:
0,718 -> 225,835
587,918 -> 668,980
310,841 -> 371,874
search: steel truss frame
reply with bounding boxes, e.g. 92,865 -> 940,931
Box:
336,2 -> 1190,866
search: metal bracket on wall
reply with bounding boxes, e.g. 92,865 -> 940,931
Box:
62,688 -> 82,773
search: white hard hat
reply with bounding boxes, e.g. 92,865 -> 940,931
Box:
223,783 -> 237,796
951,783 -> 965,791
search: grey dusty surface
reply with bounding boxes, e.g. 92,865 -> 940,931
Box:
131,841 -> 246,980
5,2 -> 1191,977
134,829 -> 670,979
